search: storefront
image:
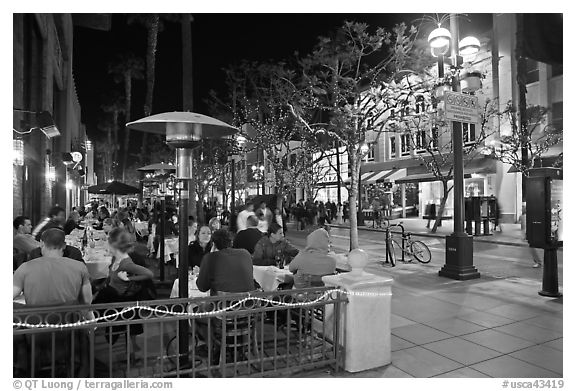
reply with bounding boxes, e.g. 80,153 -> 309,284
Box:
395,159 -> 497,219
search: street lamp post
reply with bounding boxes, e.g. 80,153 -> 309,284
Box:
429,15 -> 481,280
252,163 -> 265,196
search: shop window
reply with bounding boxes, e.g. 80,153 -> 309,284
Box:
390,136 -> 396,158
551,102 -> 563,131
463,123 -> 476,145
526,59 -> 539,84
400,134 -> 410,156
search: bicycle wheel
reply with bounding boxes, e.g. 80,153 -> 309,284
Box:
411,240 -> 432,263
391,239 -> 404,262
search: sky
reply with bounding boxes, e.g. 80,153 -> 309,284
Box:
72,13 -> 492,159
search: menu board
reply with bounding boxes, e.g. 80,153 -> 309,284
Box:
550,179 -> 563,243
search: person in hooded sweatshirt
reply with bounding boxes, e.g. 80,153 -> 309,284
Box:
289,228 -> 336,288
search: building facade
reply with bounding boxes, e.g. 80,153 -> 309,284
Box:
13,14 -> 92,223
311,14 -> 562,224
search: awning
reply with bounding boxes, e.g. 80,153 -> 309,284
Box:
344,168 -> 406,184
395,158 -> 496,184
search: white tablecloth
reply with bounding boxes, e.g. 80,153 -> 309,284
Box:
157,237 -> 180,265
84,248 -> 112,280
253,266 -> 294,291
170,276 -> 210,299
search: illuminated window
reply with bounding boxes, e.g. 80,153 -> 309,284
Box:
526,59 -> 539,84
415,130 -> 427,153
463,123 -> 477,145
366,143 -> 375,162
400,134 -> 410,156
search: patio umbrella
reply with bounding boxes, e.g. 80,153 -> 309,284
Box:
87,181 -> 140,195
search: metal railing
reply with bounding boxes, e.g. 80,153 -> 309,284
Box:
14,287 -> 347,378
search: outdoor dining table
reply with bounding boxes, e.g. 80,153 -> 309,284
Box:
171,266 -> 295,299
170,274 -> 210,299
84,247 -> 112,280
157,237 -> 180,265
252,266 -> 294,292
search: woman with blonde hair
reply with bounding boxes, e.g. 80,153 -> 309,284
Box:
208,216 -> 221,233
93,228 -> 154,350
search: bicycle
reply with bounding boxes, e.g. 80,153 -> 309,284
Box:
384,222 -> 432,266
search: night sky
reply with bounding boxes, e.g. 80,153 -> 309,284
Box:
72,13 -> 492,160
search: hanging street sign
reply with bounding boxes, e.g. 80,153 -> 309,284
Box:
444,91 -> 480,124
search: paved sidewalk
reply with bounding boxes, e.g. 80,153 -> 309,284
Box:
285,227 -> 563,378
327,218 -> 529,247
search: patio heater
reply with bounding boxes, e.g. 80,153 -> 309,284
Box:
127,112 -> 238,368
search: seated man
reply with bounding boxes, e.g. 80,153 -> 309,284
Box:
253,222 -> 299,266
29,239 -> 84,263
233,215 -> 263,255
196,229 -> 254,295
13,216 -> 40,255
13,228 -> 93,307
13,228 -> 93,376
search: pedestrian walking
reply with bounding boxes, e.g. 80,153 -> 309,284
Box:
520,205 -> 542,268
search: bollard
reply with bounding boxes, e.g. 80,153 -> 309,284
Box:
539,248 -> 562,297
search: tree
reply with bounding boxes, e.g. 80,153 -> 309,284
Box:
100,92 -> 126,178
210,60 -> 326,213
107,53 -> 144,181
288,21 -> 420,248
127,14 -> 161,166
487,101 -> 562,175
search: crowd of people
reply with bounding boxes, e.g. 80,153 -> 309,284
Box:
14,197 -> 340,305
13,196 -> 341,370
287,199 -> 349,230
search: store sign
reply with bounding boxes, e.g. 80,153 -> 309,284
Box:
444,91 -> 479,124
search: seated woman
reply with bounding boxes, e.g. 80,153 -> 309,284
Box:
117,217 -> 137,243
188,225 -> 213,269
63,211 -> 82,235
93,228 -> 155,346
253,222 -> 299,266
92,207 -> 110,230
208,217 -> 221,233
289,228 -> 336,288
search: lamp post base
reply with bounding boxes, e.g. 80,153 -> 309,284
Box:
538,248 -> 562,297
439,234 -> 480,280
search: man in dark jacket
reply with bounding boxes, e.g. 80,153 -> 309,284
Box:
196,229 -> 254,295
233,215 -> 263,254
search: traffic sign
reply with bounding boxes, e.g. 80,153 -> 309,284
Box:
444,91 -> 479,124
